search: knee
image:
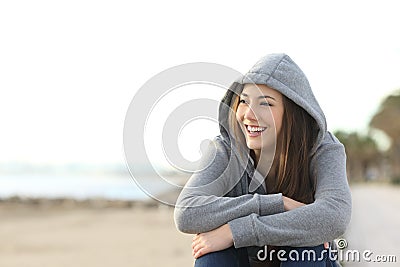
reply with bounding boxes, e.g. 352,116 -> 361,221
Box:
194,247 -> 248,267
280,245 -> 328,266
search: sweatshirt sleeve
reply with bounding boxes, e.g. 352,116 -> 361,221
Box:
174,137 -> 285,234
228,139 -> 352,247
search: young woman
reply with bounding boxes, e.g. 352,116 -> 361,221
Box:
174,53 -> 352,266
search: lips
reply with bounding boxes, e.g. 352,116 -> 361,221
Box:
245,124 -> 267,137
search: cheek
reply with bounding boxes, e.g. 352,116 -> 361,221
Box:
235,108 -> 243,122
272,110 -> 284,132
260,109 -> 274,125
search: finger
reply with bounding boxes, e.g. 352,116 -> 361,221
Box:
192,234 -> 200,243
324,242 -> 329,249
194,247 -> 208,259
191,240 -> 199,250
191,237 -> 202,249
193,234 -> 200,241
193,233 -> 204,242
192,242 -> 203,256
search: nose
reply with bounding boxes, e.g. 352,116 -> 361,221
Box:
244,105 -> 257,121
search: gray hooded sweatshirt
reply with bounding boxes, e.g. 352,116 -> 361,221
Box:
174,54 -> 352,249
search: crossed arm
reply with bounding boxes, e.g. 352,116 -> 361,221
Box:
190,196 -> 306,258
174,137 -> 352,258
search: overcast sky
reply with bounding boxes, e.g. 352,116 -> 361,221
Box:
0,0 -> 399,166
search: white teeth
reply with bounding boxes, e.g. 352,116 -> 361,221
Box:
247,125 -> 266,132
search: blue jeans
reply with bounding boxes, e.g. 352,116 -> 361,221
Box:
280,245 -> 338,267
194,246 -> 251,267
194,245 -> 339,267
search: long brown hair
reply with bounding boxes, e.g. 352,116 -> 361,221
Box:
229,86 -> 319,204
273,96 -> 319,204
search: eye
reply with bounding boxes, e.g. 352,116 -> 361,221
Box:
261,102 -> 273,107
239,99 -> 247,104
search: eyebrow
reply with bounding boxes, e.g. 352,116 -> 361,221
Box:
240,93 -> 276,101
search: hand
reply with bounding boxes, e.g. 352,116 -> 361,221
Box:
282,196 -> 306,211
191,224 -> 233,259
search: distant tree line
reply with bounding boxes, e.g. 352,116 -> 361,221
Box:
334,89 -> 400,184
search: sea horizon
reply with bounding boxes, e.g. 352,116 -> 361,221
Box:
0,163 -> 188,201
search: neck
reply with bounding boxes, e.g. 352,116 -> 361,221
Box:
252,149 -> 277,177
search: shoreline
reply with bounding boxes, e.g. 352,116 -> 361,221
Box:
0,194 -> 194,267
0,195 -> 174,210
0,184 -> 183,210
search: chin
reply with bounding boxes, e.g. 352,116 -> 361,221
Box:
246,142 -> 261,150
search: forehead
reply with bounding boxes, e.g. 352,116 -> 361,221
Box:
242,83 -> 282,99
242,84 -> 282,99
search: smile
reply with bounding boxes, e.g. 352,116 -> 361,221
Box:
245,124 -> 267,136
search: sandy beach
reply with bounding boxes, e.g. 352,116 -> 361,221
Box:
1,183 -> 399,267
344,183 -> 400,266
0,200 -> 194,267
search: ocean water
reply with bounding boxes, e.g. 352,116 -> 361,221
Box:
0,173 -> 176,201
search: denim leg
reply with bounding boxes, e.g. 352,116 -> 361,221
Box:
194,246 -> 251,267
280,245 -> 331,267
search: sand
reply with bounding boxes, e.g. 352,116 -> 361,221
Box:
0,201 -> 194,267
1,183 -> 399,267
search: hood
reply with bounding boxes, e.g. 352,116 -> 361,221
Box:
219,53 -> 327,152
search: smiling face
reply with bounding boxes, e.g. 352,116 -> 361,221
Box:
235,84 -> 284,161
